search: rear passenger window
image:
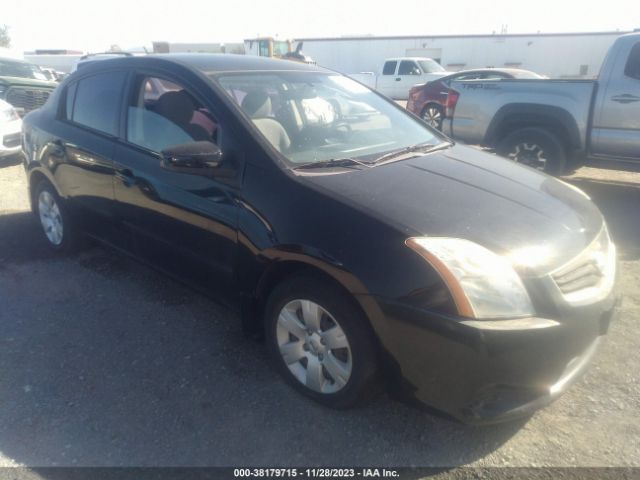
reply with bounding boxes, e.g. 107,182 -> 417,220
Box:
64,82 -> 77,119
482,73 -> 507,80
624,43 -> 640,80
454,73 -> 479,81
382,61 -> 397,75
69,71 -> 127,136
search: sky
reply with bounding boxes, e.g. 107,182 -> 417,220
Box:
2,0 -> 639,53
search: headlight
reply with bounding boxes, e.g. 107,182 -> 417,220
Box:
406,237 -> 535,319
0,106 -> 19,122
550,223 -> 616,305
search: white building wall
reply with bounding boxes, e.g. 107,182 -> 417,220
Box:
298,32 -> 627,78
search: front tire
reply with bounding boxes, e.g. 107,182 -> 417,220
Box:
35,181 -> 82,252
265,275 -> 379,408
496,127 -> 567,175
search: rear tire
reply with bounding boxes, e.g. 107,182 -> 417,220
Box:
496,127 -> 567,175
265,274 -> 380,408
421,104 -> 444,130
34,181 -> 83,253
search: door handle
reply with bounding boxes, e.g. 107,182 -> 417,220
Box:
395,77 -> 402,81
114,167 -> 138,187
611,94 -> 640,104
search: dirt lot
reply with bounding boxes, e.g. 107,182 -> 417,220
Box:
0,156 -> 639,468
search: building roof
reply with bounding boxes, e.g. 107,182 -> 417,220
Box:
294,30 -> 634,42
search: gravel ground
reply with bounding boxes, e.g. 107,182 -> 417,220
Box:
0,158 -> 638,469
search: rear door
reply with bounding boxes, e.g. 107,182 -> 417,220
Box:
52,70 -> 128,245
112,72 -> 243,301
591,40 -> 640,160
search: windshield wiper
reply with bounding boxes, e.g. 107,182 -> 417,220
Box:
293,157 -> 372,170
372,141 -> 452,165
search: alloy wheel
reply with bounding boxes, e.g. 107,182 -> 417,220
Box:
422,106 -> 442,129
507,142 -> 548,170
38,190 -> 64,246
276,299 -> 352,394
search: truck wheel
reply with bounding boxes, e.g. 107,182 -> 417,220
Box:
496,128 -> 567,175
421,104 -> 444,130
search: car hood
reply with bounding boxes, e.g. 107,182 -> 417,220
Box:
301,144 -> 603,275
0,75 -> 57,89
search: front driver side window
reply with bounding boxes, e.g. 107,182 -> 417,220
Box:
398,61 -> 421,76
126,76 -> 219,153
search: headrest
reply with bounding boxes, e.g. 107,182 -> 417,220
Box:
241,91 -> 271,118
155,90 -> 195,125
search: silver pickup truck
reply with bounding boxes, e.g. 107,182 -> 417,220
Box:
443,32 -> 640,174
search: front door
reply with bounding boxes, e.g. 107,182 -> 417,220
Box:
394,60 -> 423,100
591,40 -> 640,161
113,73 -> 242,302
377,60 -> 398,99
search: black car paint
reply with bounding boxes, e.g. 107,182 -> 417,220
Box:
22,55 -> 618,424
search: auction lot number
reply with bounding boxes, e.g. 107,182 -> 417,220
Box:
234,468 -> 399,478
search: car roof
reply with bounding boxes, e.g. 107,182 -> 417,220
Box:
384,57 -> 435,62
75,53 -> 326,76
440,68 -> 541,80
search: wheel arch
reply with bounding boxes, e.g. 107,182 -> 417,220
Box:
241,257 -> 376,344
485,104 -> 582,153
27,168 -> 58,213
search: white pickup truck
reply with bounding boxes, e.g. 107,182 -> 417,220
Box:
350,57 -> 449,100
444,32 -> 640,174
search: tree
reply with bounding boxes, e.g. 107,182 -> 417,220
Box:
0,25 -> 10,48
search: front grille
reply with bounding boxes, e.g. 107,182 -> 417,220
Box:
5,87 -> 51,114
552,258 -> 603,294
2,132 -> 20,148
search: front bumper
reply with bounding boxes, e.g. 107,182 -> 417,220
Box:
371,289 -> 621,425
0,118 -> 22,158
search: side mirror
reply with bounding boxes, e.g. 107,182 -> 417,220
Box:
160,141 -> 232,177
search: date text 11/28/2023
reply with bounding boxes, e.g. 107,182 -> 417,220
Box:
233,468 -> 400,478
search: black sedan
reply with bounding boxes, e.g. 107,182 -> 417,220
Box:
21,54 -> 620,424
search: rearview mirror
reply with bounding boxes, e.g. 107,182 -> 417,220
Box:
160,141 -> 224,175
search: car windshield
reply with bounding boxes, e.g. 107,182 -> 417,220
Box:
0,59 -> 48,80
214,72 -> 441,166
418,59 -> 445,73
